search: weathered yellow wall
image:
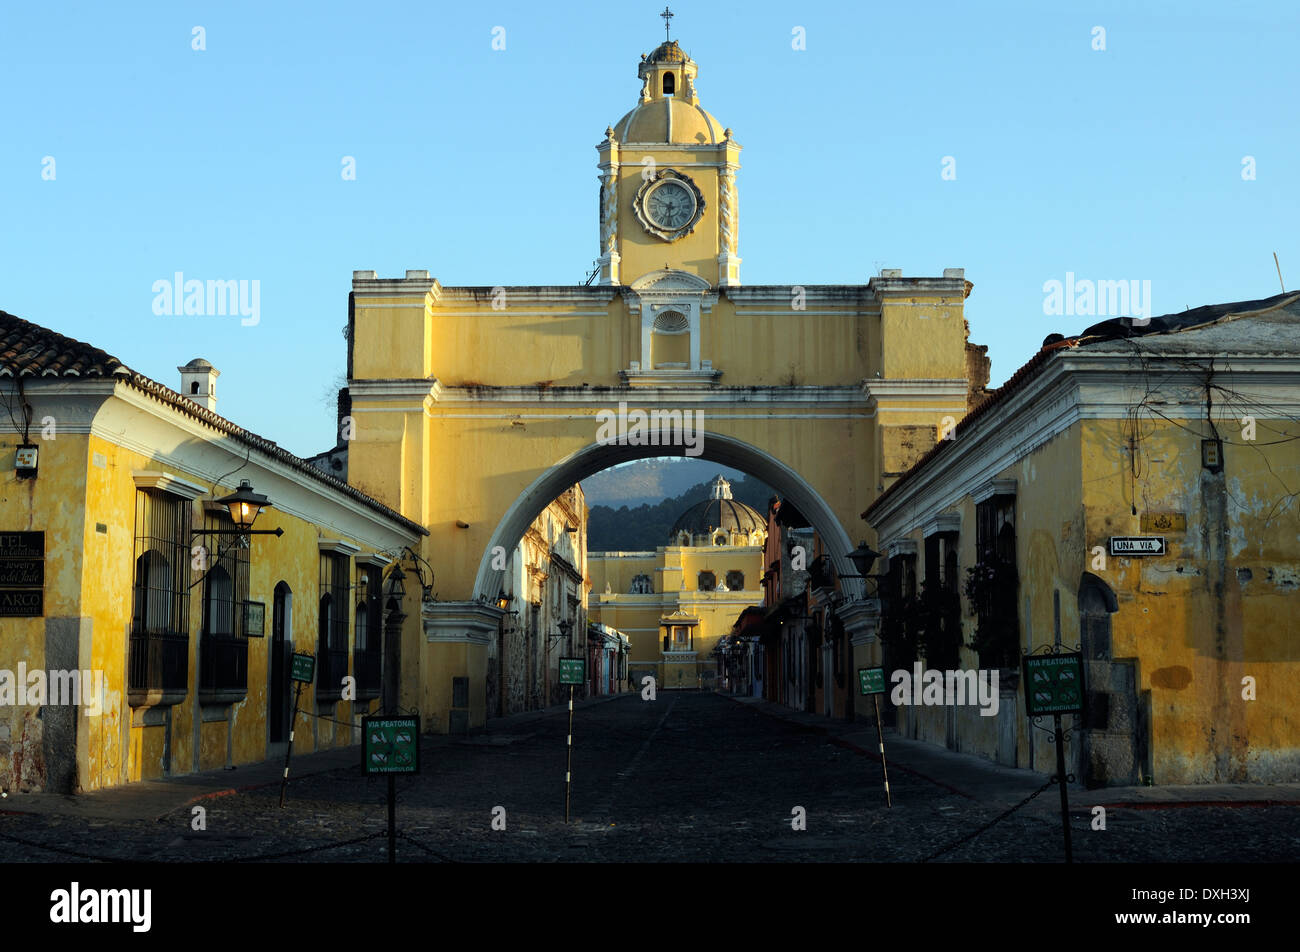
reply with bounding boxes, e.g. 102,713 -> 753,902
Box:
0,433 -> 90,793
1082,415 -> 1300,783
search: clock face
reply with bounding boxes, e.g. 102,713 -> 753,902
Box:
645,181 -> 696,230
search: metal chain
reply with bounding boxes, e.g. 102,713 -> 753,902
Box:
0,827 -> 124,863
920,778 -> 1055,863
396,830 -> 461,863
0,821 -> 387,864
228,830 -> 387,863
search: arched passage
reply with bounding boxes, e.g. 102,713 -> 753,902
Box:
471,431 -> 868,604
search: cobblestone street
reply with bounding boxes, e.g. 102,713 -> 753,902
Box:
3,692 -> 1298,863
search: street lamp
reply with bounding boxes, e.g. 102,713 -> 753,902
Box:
385,563 -> 407,600
843,542 -> 881,579
194,479 -> 284,538
834,541 -> 888,597
216,479 -> 269,531
547,618 -> 573,650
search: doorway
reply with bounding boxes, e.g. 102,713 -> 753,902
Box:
269,582 -> 292,744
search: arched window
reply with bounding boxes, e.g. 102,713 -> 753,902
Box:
190,382 -> 200,395
726,571 -> 745,591
200,563 -> 246,696
1079,572 -> 1119,660
203,565 -> 234,638
662,71 -> 675,95
355,599 -> 369,651
133,549 -> 173,634
698,571 -> 716,592
713,533 -> 726,546
319,593 -> 333,649
270,582 -> 293,743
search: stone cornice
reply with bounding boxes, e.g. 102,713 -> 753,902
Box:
318,538 -> 362,556
922,513 -> 962,537
422,601 -> 501,645
132,470 -> 207,500
351,380 -> 871,407
862,378 -> 970,401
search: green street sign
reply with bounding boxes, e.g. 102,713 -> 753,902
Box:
559,657 -> 585,685
290,652 -> 316,683
858,667 -> 886,696
362,715 -> 420,775
1023,653 -> 1084,716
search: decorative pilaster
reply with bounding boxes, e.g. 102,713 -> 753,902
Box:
597,126 -> 621,286
717,151 -> 741,286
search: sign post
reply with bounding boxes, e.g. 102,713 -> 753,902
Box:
858,667 -> 891,807
280,652 -> 316,807
559,657 -> 585,823
1023,651 -> 1084,863
362,714 -> 420,862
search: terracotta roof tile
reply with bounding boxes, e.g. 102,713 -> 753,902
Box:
0,310 -> 125,379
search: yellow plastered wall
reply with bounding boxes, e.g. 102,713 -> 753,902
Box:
1081,415 -> 1300,783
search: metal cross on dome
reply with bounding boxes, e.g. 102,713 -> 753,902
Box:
660,6 -> 673,41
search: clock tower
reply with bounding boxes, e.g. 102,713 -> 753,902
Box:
596,34 -> 741,288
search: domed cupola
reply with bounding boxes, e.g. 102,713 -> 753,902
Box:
668,475 -> 766,547
612,35 -> 726,145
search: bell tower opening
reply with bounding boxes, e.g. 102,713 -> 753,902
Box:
662,71 -> 675,95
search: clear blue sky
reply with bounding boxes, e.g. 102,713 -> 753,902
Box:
3,1 -> 1296,458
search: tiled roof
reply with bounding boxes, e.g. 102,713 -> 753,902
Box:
0,309 -> 126,378
862,290 -> 1300,521
0,309 -> 426,537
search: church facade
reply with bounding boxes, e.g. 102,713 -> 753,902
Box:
588,475 -> 766,689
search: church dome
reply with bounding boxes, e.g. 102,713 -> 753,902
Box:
646,40 -> 687,63
613,98 -> 726,145
668,476 -> 766,545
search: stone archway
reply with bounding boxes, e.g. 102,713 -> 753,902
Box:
472,432 -> 867,604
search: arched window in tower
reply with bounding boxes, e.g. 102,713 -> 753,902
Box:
713,532 -> 726,546
662,71 -> 675,96
190,382 -> 200,395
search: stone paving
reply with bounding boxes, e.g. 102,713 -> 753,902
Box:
2,692 -> 1297,862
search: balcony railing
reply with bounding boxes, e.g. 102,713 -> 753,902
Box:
354,648 -> 381,698
199,634 -> 248,701
317,647 -> 350,700
128,631 -> 190,705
